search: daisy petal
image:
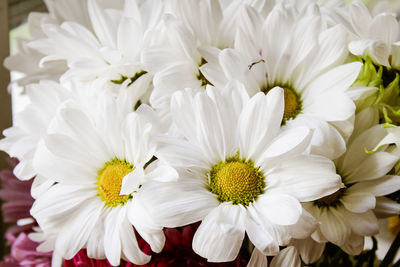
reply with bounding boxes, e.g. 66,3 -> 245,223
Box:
290,237 -> 325,265
192,204 -> 245,262
270,247 -> 301,267
266,155 -> 342,202
319,207 -> 350,246
55,198 -> 102,259
120,217 -> 151,265
141,181 -> 219,228
247,249 -> 269,267
238,88 -> 283,160
255,194 -> 302,226
245,207 -> 279,255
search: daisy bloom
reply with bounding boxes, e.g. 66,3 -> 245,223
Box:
346,1 -> 400,68
141,84 -> 343,262
202,3 -> 362,159
142,0 -> 242,111
30,87 -> 177,265
303,108 -> 400,255
28,0 -> 163,84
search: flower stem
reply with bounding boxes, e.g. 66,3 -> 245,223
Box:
380,233 -> 400,267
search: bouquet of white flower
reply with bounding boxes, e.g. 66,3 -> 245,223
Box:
2,0 -> 400,266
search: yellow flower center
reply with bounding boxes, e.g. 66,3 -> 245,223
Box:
96,158 -> 133,208
208,156 -> 265,206
263,86 -> 302,123
389,216 -> 400,236
282,87 -> 301,121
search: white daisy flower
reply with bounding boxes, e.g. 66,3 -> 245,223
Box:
28,0 -> 164,84
141,84 -> 343,262
5,13 -> 67,86
4,0 -> 106,86
202,4 -> 362,159
142,0 -> 242,111
0,81 -> 70,197
303,108 -> 400,255
346,1 -> 400,68
30,88 -> 177,265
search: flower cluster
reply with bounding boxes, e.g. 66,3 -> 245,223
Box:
2,0 -> 400,266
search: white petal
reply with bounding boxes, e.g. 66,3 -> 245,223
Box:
86,219 -> 106,260
120,215 -> 151,265
266,155 -> 342,202
341,191 -> 376,213
34,139 -> 97,185
238,88 -> 283,160
245,207 -> 279,256
374,197 -> 400,218
348,175 -> 400,197
302,62 -> 362,98
270,247 -> 301,267
284,115 -> 346,160
290,237 -> 325,264
88,0 -> 118,48
127,195 -> 165,253
140,181 -> 219,228
120,168 -> 143,195
303,90 -> 356,122
55,199 -> 102,259
370,13 -> 399,44
193,204 -> 246,262
341,232 -> 364,255
31,184 -> 96,220
104,207 -> 123,266
319,207 -> 350,246
260,127 -> 312,163
287,208 -> 318,239
145,164 -> 179,182
247,249 -> 269,267
345,152 -> 399,184
255,194 -> 302,226
344,210 -> 379,236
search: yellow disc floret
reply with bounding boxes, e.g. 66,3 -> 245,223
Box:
208,155 -> 265,206
283,87 -> 301,121
96,158 -> 134,208
389,216 -> 400,236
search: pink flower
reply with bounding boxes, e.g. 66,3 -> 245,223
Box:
0,158 -> 51,266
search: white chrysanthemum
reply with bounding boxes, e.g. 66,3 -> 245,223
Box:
30,89 -> 177,266
201,4 -> 362,160
5,13 -> 67,86
346,1 -> 400,68
140,84 -> 343,262
303,108 -> 400,255
0,81 -> 70,197
28,0 -> 163,85
142,0 -> 242,111
4,0 -> 102,86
